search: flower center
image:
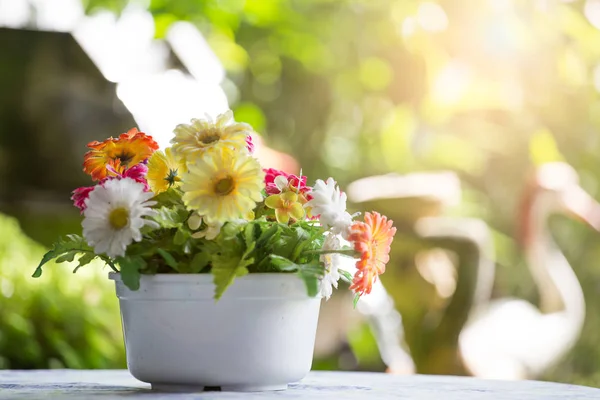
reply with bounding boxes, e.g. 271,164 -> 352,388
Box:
214,176 -> 235,196
165,169 -> 180,186
108,207 -> 129,230
199,130 -> 220,145
115,152 -> 134,166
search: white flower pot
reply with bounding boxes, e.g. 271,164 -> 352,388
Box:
109,272 -> 321,392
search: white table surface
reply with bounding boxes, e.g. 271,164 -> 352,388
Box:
1,370 -> 599,399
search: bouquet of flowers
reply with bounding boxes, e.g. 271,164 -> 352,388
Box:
33,111 -> 396,304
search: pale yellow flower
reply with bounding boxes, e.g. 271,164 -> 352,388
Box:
191,217 -> 224,240
171,110 -> 251,164
188,213 -> 224,241
181,147 -> 264,223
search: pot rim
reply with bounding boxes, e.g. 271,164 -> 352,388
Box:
109,272 -> 320,300
108,271 -> 305,282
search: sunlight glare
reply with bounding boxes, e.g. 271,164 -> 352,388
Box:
72,6 -> 166,83
585,0 -> 600,30
401,16 -> 418,38
116,70 -> 229,149
29,0 -> 83,31
0,0 -> 30,28
417,2 -> 449,32
432,61 -> 472,106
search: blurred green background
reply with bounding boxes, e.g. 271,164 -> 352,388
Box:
2,0 -> 600,388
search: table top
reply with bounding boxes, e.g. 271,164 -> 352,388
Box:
1,370 -> 599,399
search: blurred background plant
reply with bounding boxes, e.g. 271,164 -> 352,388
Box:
0,213 -> 125,369
3,0 -> 600,387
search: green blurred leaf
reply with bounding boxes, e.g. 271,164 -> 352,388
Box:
339,269 -> 353,284
530,128 -> 565,166
233,103 -> 267,133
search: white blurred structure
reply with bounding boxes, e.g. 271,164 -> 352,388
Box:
0,0 -> 299,173
71,8 -> 230,149
0,0 -> 229,149
342,171 -> 467,375
352,165 -> 596,380
457,163 -> 597,380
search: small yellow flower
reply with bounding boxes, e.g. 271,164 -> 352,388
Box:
181,147 -> 264,223
265,191 -> 306,224
147,148 -> 183,194
171,110 -> 251,164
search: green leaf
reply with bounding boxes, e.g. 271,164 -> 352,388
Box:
33,250 -> 57,278
221,219 -> 248,240
117,256 -> 146,291
56,250 -> 80,264
173,228 -> 189,246
72,253 -> 96,273
153,206 -> 187,228
152,188 -> 184,206
353,293 -> 361,309
156,248 -> 178,270
256,224 -> 279,247
291,225 -> 322,261
299,270 -> 320,297
32,235 -> 93,278
212,253 -> 253,300
269,254 -> 298,271
244,223 -> 255,249
296,261 -> 324,297
211,230 -> 256,300
189,251 -> 211,273
339,269 -> 353,284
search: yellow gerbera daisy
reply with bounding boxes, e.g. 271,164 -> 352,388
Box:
181,148 -> 264,223
146,147 -> 183,194
171,110 -> 251,164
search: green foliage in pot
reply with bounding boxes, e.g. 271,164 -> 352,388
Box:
32,112 -> 397,304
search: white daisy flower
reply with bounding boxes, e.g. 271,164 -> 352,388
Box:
305,177 -> 353,237
82,178 -> 158,258
319,233 -> 342,300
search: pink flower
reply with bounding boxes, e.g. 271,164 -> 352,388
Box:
246,135 -> 255,154
104,163 -> 150,191
72,164 -> 150,213
71,186 -> 95,214
264,168 -> 290,195
263,168 -> 312,199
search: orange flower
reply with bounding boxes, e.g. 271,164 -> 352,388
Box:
83,128 -> 158,181
348,212 -> 396,296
